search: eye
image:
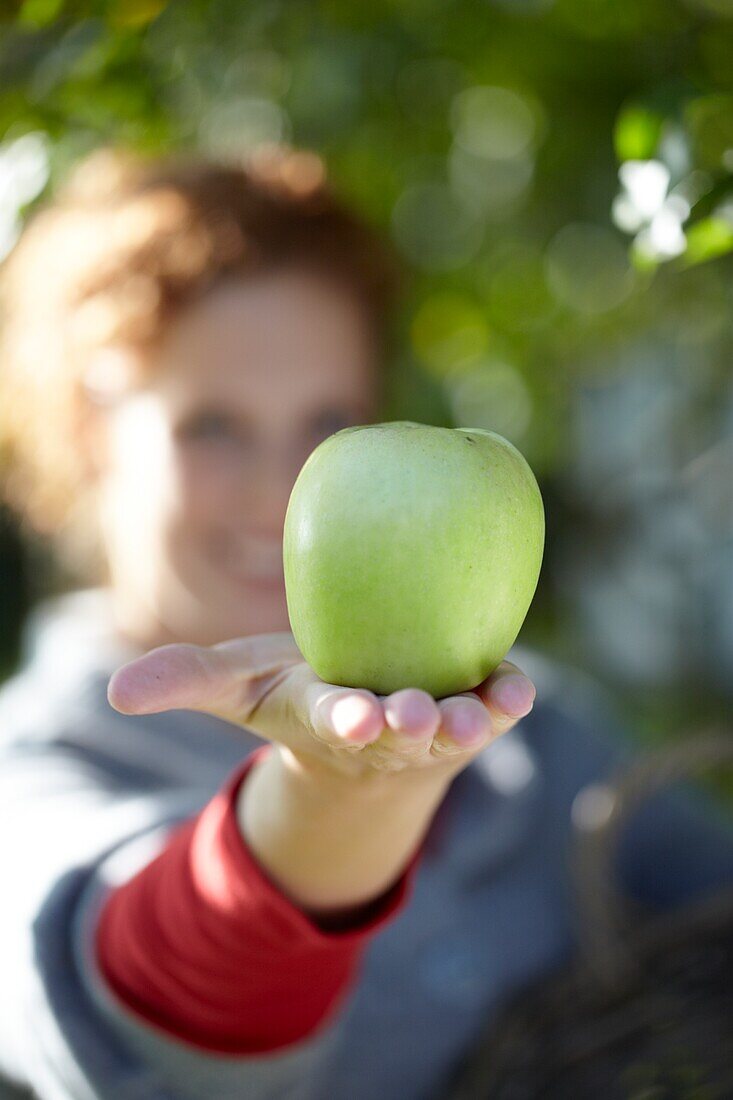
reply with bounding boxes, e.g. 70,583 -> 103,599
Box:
177,411 -> 243,443
309,409 -> 357,442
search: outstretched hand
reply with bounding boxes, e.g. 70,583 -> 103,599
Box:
107,631 -> 536,779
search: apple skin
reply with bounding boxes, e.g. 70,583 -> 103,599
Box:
283,421 -> 545,699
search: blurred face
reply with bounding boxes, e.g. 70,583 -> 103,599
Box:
92,268 -> 379,652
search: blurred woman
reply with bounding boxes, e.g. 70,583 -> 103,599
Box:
0,146 -> 731,1100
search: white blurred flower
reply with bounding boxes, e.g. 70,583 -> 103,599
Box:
617,160 -> 670,222
635,206 -> 687,261
612,158 -> 689,261
0,132 -> 50,260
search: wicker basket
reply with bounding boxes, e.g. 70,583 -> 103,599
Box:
444,734 -> 733,1100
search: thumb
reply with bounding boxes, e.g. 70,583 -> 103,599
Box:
474,659 -> 536,737
107,632 -> 303,727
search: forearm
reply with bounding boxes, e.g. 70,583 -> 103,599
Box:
96,752 -> 420,1053
237,745 -> 451,914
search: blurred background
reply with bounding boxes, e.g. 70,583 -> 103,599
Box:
1,0 -> 732,752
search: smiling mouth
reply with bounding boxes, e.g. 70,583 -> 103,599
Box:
221,559 -> 286,593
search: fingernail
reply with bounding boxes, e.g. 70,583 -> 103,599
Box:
331,695 -> 380,741
384,694 -> 438,738
492,676 -> 535,718
446,704 -> 491,747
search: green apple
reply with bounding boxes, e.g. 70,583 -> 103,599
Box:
283,421 -> 545,699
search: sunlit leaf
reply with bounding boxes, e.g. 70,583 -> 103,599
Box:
681,215 -> 733,266
614,105 -> 663,162
17,0 -> 64,27
107,0 -> 168,30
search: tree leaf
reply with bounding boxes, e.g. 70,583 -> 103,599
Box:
681,215 -> 733,267
614,105 -> 663,162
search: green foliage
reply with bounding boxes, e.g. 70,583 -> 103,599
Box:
1,0 -> 733,741
614,105 -> 664,162
0,2 -> 731,442
1,0 -> 732,490
682,215 -> 733,265
17,0 -> 66,29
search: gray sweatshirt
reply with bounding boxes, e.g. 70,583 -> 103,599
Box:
1,587 -> 731,1100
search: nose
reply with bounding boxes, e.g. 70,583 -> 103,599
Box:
243,438 -> 304,535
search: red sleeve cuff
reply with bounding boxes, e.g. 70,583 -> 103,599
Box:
96,747 -> 421,1054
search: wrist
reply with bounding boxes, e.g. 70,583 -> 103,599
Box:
236,744 -> 449,913
276,742 -> 453,801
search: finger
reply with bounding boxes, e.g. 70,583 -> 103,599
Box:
361,689 -> 440,771
107,633 -> 302,724
383,689 -> 441,742
379,688 -> 440,758
430,693 -> 493,759
474,660 -> 536,735
305,682 -> 385,749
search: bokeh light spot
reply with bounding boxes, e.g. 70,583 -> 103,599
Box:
198,97 -> 290,157
448,360 -> 532,443
449,146 -> 534,219
411,293 -> 490,375
451,86 -> 539,161
391,183 -> 483,271
546,223 -> 635,314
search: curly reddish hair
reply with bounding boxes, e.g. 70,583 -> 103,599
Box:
0,144 -> 401,579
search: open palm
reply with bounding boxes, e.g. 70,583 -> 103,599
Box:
107,631 -> 536,778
